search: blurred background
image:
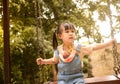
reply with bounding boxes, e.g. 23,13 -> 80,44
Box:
1,0 -> 120,84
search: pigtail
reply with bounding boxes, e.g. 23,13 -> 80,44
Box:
52,30 -> 58,50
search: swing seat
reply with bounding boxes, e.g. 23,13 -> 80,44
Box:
85,74 -> 120,84
45,75 -> 120,84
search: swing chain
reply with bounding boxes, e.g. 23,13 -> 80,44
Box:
112,43 -> 120,76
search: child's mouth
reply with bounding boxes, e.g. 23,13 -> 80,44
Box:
69,37 -> 74,39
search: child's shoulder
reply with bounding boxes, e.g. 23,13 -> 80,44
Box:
54,45 -> 62,53
74,42 -> 82,47
73,42 -> 83,52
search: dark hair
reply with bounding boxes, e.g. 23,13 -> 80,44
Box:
52,22 -> 75,50
53,30 -> 58,50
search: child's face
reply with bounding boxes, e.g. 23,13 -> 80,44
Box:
59,26 -> 75,44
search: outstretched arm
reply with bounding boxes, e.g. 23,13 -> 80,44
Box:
92,39 -> 116,51
36,55 -> 59,65
81,39 -> 116,55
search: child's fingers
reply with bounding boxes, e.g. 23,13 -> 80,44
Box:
112,38 -> 117,45
36,58 -> 42,65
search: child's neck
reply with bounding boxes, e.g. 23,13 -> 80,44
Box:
63,44 -> 72,50
62,43 -> 73,49
62,43 -> 73,55
61,43 -> 75,61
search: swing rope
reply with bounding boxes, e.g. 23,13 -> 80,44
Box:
34,0 -> 42,83
34,0 -> 40,58
34,0 -> 49,83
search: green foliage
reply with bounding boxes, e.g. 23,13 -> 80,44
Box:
83,55 -> 88,73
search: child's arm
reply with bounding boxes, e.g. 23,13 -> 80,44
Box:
36,56 -> 59,65
92,39 -> 116,51
81,39 -> 116,55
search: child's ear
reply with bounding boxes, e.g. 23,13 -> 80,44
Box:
58,34 -> 61,39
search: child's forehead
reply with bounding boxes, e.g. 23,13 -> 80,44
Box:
60,24 -> 75,30
60,26 -> 74,32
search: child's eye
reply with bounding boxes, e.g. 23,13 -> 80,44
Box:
65,30 -> 69,33
72,30 -> 75,33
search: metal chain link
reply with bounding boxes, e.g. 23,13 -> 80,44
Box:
112,43 -> 120,76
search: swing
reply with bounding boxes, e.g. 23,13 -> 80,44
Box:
85,43 -> 120,84
34,0 -> 46,83
85,0 -> 120,83
34,0 -> 120,84
34,0 -> 57,84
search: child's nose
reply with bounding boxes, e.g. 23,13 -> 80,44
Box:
69,32 -> 73,35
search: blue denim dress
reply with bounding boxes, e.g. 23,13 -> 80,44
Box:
54,43 -> 85,84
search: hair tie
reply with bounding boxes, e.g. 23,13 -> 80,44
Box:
54,30 -> 57,34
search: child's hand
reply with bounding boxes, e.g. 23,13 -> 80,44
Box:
111,38 -> 117,45
36,58 -> 43,65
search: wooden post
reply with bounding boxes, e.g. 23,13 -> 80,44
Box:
3,0 -> 11,84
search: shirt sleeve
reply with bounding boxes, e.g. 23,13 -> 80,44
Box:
54,49 -> 59,58
76,43 -> 82,52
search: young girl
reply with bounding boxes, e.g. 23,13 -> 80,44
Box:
36,22 -> 116,84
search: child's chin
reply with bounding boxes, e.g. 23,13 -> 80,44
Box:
68,41 -> 74,43
63,55 -> 69,59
